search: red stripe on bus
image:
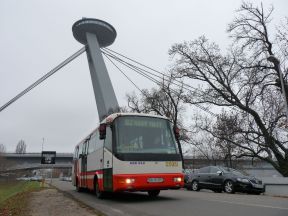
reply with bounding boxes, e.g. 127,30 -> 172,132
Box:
77,170 -> 104,190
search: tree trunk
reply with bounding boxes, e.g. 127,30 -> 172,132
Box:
277,160 -> 288,177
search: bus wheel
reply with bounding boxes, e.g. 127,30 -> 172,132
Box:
94,178 -> 104,199
148,190 -> 160,197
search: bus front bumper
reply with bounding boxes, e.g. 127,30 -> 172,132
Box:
113,173 -> 184,192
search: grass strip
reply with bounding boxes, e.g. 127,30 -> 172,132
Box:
0,180 -> 42,216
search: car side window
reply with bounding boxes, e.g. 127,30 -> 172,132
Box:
199,166 -> 210,173
210,167 -> 220,174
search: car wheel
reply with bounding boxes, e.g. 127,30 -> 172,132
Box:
191,181 -> 200,191
94,178 -> 104,199
148,190 -> 160,197
224,180 -> 235,194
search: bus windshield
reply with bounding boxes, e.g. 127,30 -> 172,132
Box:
115,116 -> 179,154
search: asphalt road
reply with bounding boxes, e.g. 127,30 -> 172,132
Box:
51,179 -> 288,216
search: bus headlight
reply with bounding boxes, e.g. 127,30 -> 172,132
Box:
173,177 -> 182,182
125,178 -> 135,184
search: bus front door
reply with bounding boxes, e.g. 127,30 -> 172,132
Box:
103,127 -> 113,191
81,140 -> 88,188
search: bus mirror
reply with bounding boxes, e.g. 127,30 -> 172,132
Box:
173,126 -> 180,140
99,123 -> 106,140
79,154 -> 83,159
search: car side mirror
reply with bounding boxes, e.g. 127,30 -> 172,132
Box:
99,123 -> 106,140
217,170 -> 223,176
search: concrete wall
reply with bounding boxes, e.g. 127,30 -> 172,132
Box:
265,184 -> 288,196
262,177 -> 288,197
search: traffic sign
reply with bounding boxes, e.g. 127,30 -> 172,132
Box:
41,151 -> 56,164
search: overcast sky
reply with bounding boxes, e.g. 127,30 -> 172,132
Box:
0,0 -> 287,153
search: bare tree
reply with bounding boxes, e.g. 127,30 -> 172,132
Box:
126,74 -> 187,164
276,17 -> 288,60
189,132 -> 221,165
212,112 -> 241,167
186,113 -> 240,168
15,140 -> 26,154
169,2 -> 288,176
127,74 -> 186,136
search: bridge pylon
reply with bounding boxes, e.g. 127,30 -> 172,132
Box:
72,18 -> 119,120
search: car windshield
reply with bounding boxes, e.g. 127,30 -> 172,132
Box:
115,116 -> 179,154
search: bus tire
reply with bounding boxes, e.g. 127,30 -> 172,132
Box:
148,190 -> 160,197
94,177 -> 104,199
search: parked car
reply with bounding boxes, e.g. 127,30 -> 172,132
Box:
59,176 -> 72,182
183,169 -> 192,185
16,176 -> 31,181
186,166 -> 265,194
30,176 -> 43,182
183,169 -> 198,188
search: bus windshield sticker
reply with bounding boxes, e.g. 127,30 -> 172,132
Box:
124,119 -> 165,128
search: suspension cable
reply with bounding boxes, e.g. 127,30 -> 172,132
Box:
102,52 -> 146,95
103,48 -> 237,114
102,50 -> 218,117
103,47 -> 203,93
0,46 -> 86,113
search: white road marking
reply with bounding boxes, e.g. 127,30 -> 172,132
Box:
205,198 -> 288,210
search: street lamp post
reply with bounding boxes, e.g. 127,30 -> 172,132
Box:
267,55 -> 288,125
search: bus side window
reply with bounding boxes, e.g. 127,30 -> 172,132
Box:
79,143 -> 83,158
95,130 -> 104,150
104,126 -> 112,151
88,134 -> 96,154
84,140 -> 89,155
74,146 -> 79,159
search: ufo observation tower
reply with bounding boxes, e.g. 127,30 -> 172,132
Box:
72,18 -> 119,120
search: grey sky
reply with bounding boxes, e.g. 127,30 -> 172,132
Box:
0,0 -> 287,153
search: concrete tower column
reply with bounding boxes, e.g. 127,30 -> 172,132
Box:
72,18 -> 119,120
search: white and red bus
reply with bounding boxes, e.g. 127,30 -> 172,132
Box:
72,113 -> 184,198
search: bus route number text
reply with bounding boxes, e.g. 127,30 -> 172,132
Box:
165,161 -> 178,167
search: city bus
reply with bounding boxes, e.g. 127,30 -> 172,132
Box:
72,113 -> 184,198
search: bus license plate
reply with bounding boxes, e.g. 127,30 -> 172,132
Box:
147,178 -> 164,183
